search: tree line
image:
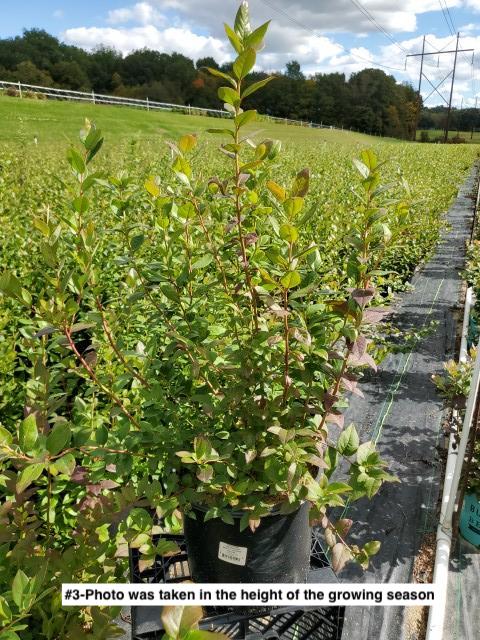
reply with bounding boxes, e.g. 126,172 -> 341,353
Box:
0,27 -> 441,140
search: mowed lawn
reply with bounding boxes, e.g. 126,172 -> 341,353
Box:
0,94 -> 395,150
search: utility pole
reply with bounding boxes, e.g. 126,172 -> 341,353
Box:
406,34 -> 473,144
445,33 -> 460,143
413,36 -> 426,141
472,96 -> 478,140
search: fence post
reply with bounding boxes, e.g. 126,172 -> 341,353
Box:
188,104 -> 192,115
91,90 -> 95,104
18,81 -> 22,98
146,97 -> 149,111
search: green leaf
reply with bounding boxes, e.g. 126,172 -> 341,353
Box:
178,134 -> 198,154
235,110 -> 257,127
0,425 -> 13,446
0,595 -> 12,623
86,137 -> 103,164
84,126 -> 102,151
186,631 -> 229,640
245,21 -> 270,51
0,272 -> 22,299
234,1 -> 251,42
19,415 -> 38,452
46,423 -> 71,456
191,255 -> 213,270
233,48 -> 256,80
16,463 -> 45,493
361,149 -> 378,171
12,570 -> 29,609
337,424 -> 359,457
224,23 -> 243,54
145,176 -> 160,197
356,441 -> 375,465
162,605 -> 203,639
218,86 -> 239,106
353,158 -> 369,179
67,148 -> 86,174
280,271 -> 301,289
279,223 -> 298,243
52,453 -> 76,477
0,632 -> 22,640
242,76 -> 274,99
206,128 -> 234,138
283,197 -> 304,218
131,234 -> 145,252
203,66 -> 236,87
72,195 -> 89,214
364,540 -> 381,557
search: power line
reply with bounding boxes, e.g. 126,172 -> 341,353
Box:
257,0 -> 405,72
347,0 -> 407,55
438,0 -> 455,36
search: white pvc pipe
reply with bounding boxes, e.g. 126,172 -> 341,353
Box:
426,287 -> 478,640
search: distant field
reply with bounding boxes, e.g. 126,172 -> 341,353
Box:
416,128 -> 480,143
0,94 -> 394,149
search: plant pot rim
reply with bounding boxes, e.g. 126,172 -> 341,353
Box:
185,500 -> 309,520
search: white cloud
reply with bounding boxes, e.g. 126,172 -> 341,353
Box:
63,25 -> 230,61
107,2 -> 166,26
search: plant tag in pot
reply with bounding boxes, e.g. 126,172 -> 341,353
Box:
218,541 -> 248,566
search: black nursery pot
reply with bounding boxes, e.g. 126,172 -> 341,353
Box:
183,502 -> 311,584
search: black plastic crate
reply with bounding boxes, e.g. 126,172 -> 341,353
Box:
129,528 -> 344,640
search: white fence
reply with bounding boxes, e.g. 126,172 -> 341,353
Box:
0,79 -> 374,135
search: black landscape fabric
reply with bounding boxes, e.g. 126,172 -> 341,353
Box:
337,166 -> 478,640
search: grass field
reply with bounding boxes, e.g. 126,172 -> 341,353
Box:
0,94 -> 393,149
416,128 -> 480,143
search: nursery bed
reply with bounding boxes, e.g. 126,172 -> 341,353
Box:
339,165 -> 478,640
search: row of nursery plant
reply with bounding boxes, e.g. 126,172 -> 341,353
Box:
0,3 -> 479,639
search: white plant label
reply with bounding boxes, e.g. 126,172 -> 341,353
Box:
218,541 -> 248,566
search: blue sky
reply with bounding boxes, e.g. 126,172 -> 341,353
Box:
3,1 -> 480,106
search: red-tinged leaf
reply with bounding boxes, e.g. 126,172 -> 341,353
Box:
351,288 -> 375,307
268,304 -> 289,318
332,542 -> 352,573
197,466 -> 213,483
349,350 -> 378,371
322,393 -> 339,412
363,307 -> 392,324
340,376 -> 357,393
249,517 -> 261,533
99,479 -> 120,490
307,455 -> 328,468
325,528 -> 336,548
351,335 -> 368,358
328,351 -> 344,360
335,518 -> 353,538
325,413 -> 345,428
71,466 -> 88,484
290,168 -> 310,198
87,484 -> 102,496
162,605 -> 203,639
